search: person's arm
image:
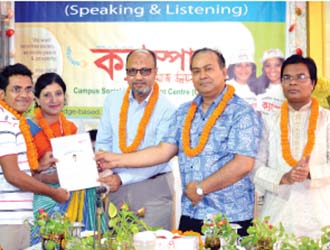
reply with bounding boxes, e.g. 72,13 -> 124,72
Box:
33,172 -> 59,184
186,154 -> 255,204
95,142 -> 178,169
0,154 -> 69,203
202,154 -> 254,193
252,116 -> 310,203
32,151 -> 59,184
280,156 -> 310,184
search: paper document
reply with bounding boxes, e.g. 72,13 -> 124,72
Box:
51,133 -> 100,191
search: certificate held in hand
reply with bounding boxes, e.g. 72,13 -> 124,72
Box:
51,132 -> 100,191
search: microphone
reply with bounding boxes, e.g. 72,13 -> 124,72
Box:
96,186 -> 108,195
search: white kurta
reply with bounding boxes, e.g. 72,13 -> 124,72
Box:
252,101 -> 330,239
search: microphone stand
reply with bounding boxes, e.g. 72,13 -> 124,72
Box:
94,186 -> 107,249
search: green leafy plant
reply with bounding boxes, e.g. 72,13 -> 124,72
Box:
240,216 -> 289,250
321,225 -> 330,247
31,209 -> 73,250
201,213 -> 239,250
295,236 -> 322,250
104,202 -> 155,250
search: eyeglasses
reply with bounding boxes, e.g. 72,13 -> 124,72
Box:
10,86 -> 34,94
126,68 -> 153,76
281,74 -> 310,84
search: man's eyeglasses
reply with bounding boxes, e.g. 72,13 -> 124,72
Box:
281,74 -> 310,84
126,68 -> 153,76
10,86 -> 34,94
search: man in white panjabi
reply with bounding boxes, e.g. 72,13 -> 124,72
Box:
252,54 -> 330,239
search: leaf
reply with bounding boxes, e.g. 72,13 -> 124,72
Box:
45,240 -> 56,250
108,202 -> 117,218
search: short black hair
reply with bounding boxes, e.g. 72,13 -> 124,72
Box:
190,47 -> 226,70
281,54 -> 318,87
126,48 -> 157,68
0,63 -> 33,90
0,73 -> 6,91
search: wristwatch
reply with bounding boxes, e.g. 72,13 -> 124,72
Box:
196,184 -> 204,196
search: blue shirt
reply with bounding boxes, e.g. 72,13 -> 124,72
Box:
162,85 -> 262,222
95,87 -> 176,185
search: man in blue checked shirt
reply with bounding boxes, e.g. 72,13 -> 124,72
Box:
96,48 -> 262,236
96,48 -> 176,230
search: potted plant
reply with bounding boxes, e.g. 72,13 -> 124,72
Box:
240,216 -> 296,250
201,213 -> 239,250
104,202 -> 154,250
31,209 -> 72,250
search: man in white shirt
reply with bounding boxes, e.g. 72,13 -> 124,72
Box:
0,64 -> 69,249
252,54 -> 330,239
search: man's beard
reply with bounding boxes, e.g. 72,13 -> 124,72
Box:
132,84 -> 151,96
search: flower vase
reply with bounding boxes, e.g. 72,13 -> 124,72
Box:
41,234 -> 65,250
204,236 -> 221,250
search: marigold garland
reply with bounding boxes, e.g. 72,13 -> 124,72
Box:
182,85 -> 235,157
0,100 -> 39,170
280,98 -> 319,167
34,107 -> 73,138
119,83 -> 159,153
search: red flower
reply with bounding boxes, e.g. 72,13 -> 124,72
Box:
217,220 -> 227,227
38,208 -> 46,214
295,48 -> 303,56
5,28 -> 15,37
288,24 -> 296,32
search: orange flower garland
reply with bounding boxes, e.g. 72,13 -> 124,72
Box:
280,98 -> 319,167
0,100 -> 39,170
182,85 -> 235,157
34,107 -> 73,138
119,83 -> 159,153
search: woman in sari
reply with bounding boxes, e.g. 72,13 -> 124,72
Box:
28,73 -> 106,244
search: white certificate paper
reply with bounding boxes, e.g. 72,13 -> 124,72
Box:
51,133 -> 100,191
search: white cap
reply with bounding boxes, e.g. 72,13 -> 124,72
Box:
229,50 -> 255,65
261,48 -> 284,63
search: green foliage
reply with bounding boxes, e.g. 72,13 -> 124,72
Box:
240,216 -> 288,249
239,217 -> 330,250
105,202 -> 156,249
201,213 -> 239,249
321,225 -> 330,246
30,209 -> 72,250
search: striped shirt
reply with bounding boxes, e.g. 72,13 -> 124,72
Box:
0,105 -> 33,224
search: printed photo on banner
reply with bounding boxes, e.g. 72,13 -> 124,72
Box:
14,1 -> 286,119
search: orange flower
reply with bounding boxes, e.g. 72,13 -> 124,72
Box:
171,229 -> 183,235
0,100 -> 38,170
280,98 -> 319,167
34,108 -> 74,139
119,83 -> 159,153
182,85 -> 235,157
32,110 -> 77,159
